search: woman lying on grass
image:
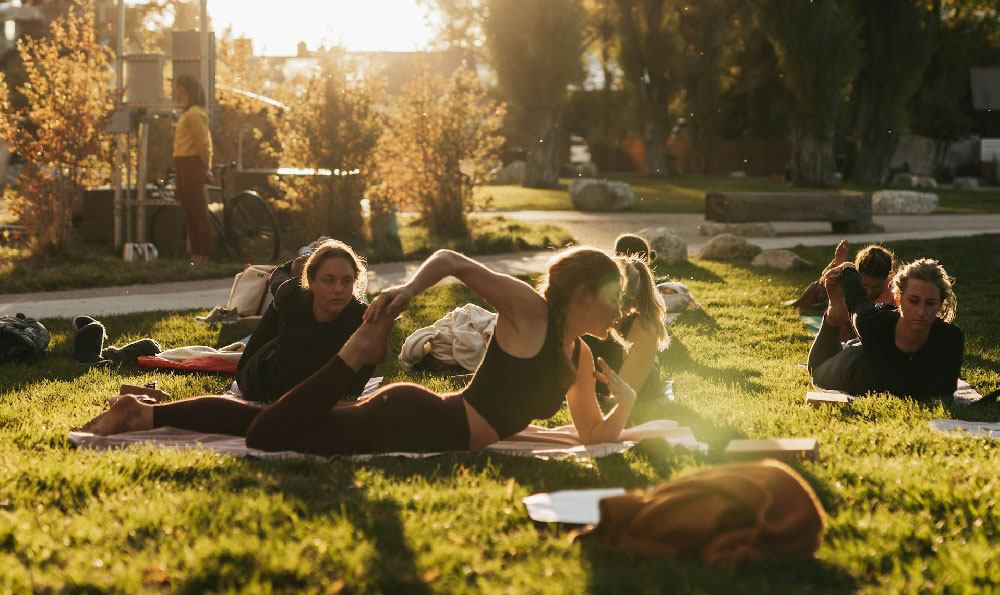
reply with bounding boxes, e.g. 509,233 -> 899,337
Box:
235,239 -> 374,402
808,248 -> 964,399
585,234 -> 670,402
82,247 -> 638,454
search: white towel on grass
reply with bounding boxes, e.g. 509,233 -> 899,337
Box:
68,419 -> 706,462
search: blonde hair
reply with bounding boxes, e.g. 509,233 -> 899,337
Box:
301,239 -> 368,302
537,247 -> 624,370
622,257 -> 669,350
891,258 -> 956,323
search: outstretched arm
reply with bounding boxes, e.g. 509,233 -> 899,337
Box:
566,341 -> 637,444
365,249 -> 546,325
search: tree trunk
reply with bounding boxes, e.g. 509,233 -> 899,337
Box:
523,108 -> 560,189
792,122 -> 838,187
639,81 -> 670,177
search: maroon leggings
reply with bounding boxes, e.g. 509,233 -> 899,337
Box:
152,356 -> 471,456
173,155 -> 211,258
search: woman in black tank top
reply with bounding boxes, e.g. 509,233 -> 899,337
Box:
82,247 -> 641,455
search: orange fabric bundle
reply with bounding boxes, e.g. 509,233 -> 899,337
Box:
574,459 -> 826,564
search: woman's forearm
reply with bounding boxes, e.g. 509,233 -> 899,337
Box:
403,250 -> 464,295
582,404 -> 633,444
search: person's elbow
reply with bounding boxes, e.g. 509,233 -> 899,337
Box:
578,423 -> 618,445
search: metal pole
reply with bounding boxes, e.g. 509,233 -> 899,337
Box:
200,0 -> 210,126
112,0 -> 125,249
136,116 -> 149,244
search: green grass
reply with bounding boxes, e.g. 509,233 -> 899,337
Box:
0,217 -> 573,294
2,235 -> 999,592
478,174 -> 1000,214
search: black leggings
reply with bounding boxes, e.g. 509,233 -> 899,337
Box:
807,315 -> 863,394
153,356 -> 471,456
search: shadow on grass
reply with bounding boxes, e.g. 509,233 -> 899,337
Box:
582,544 -> 857,595
660,336 -> 767,395
655,260 -> 726,284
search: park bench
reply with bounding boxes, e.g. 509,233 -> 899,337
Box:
705,192 -> 872,233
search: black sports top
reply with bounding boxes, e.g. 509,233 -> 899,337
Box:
461,312 -> 576,439
844,267 -> 964,398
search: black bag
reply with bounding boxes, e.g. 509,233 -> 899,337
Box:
0,313 -> 50,363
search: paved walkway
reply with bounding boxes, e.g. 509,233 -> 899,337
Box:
3,210 -> 998,319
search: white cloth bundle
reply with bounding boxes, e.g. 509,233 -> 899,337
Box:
398,303 -> 497,372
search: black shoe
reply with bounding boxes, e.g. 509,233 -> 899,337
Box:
72,316 -> 109,366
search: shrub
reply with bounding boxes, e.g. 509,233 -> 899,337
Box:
370,63 -> 505,239
0,0 -> 114,255
264,51 -> 383,250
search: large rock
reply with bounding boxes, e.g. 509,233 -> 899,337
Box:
569,178 -> 635,211
697,233 -> 762,260
492,160 -> 525,185
637,227 -> 688,264
751,249 -> 813,271
698,222 -> 776,237
872,190 -> 938,214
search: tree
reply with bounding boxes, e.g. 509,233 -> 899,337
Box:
371,64 -> 505,241
756,0 -> 861,187
0,0 -> 115,255
847,1 -> 932,185
484,0 -> 585,188
677,0 -> 740,174
909,0 -> 1000,176
264,51 -> 383,250
612,0 -> 685,177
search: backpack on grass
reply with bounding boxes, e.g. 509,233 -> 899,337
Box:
0,313 -> 50,363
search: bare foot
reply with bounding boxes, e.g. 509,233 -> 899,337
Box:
79,395 -> 154,436
339,313 -> 395,370
822,240 -> 849,276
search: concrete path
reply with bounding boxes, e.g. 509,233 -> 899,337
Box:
3,210 -> 998,319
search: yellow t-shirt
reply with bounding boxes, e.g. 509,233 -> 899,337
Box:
173,105 -> 213,167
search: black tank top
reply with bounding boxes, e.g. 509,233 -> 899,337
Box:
461,313 -> 576,439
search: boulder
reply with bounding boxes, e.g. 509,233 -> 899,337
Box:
890,172 -> 915,187
569,178 -> 635,211
636,227 -> 688,264
698,222 -> 776,237
913,175 -> 938,189
697,233 -> 762,260
492,160 -> 525,185
954,177 -> 979,190
751,249 -> 812,271
872,190 -> 938,214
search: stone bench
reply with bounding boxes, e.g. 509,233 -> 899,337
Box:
705,192 -> 873,233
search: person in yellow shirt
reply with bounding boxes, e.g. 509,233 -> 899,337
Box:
172,75 -> 213,264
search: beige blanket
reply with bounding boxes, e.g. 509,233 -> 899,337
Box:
68,419 -> 706,462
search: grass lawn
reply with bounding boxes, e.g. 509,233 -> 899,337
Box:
0,216 -> 572,294
477,174 -> 1000,214
2,235 -> 998,592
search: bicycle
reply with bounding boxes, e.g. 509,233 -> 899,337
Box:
148,162 -> 281,262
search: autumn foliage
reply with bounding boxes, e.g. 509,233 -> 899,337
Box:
370,64 -> 505,239
0,0 -> 114,255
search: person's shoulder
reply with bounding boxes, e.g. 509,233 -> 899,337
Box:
933,318 -> 963,342
274,278 -> 306,309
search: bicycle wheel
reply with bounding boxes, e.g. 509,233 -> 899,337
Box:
148,205 -> 188,258
227,191 -> 280,262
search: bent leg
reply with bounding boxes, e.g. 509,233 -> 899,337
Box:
807,315 -> 844,374
811,344 -> 863,394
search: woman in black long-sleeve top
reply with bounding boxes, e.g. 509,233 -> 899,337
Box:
808,256 -> 963,399
237,240 -> 374,402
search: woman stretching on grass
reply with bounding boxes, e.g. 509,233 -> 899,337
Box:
585,235 -> 670,401
808,253 -> 964,399
82,247 -> 638,454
